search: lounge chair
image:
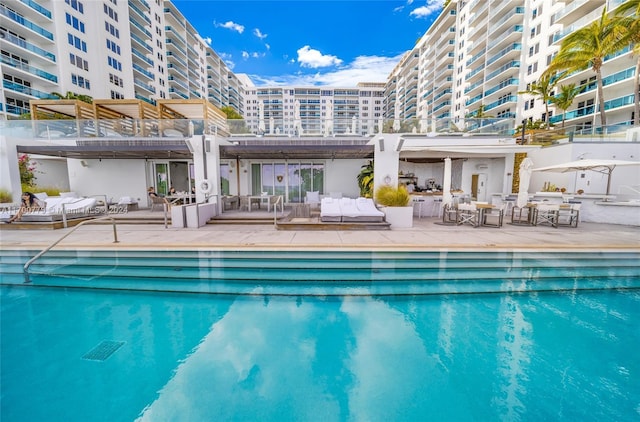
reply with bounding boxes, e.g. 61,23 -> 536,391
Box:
20,196 -> 99,222
320,197 -> 341,222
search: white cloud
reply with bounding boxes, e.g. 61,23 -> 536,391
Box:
241,51 -> 249,59
297,46 -> 342,69
253,28 -> 267,40
249,53 -> 404,87
410,0 -> 444,18
203,37 -> 212,45
215,20 -> 244,33
265,43 -> 271,50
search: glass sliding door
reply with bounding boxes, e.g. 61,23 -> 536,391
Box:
249,161 -> 324,202
288,163 -> 301,203
154,162 -> 169,196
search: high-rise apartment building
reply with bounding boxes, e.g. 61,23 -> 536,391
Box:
392,0 -> 635,132
0,0 -> 237,118
242,82 -> 385,136
2,0 -> 635,132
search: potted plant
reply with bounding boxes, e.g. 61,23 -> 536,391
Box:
375,184 -> 413,228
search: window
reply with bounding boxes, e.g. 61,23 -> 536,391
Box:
108,56 -> 122,71
67,33 -> 86,52
65,0 -> 84,13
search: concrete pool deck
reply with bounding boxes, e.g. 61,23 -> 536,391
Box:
1,217 -> 638,251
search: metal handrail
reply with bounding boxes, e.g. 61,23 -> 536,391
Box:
23,216 -> 119,283
273,195 -> 283,227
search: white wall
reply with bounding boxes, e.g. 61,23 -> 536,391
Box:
528,143 -> 640,195
32,157 -> 70,191
325,159 -> 367,198
68,159 -> 148,205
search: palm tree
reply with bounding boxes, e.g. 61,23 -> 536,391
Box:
543,7 -> 628,128
51,91 -> 93,104
357,160 -> 374,198
614,0 -> 640,126
552,83 -> 579,128
518,74 -> 557,129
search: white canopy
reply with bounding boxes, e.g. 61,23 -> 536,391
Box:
532,159 -> 640,194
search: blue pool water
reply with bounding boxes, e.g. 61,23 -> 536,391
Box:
1,251 -> 639,421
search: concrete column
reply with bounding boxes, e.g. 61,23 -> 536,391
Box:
373,134 -> 402,195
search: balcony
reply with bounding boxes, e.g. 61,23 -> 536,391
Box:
18,0 -> 51,19
485,61 -> 520,83
128,0 -> 152,25
165,26 -> 186,44
163,7 -> 185,28
132,63 -> 154,80
131,48 -> 153,66
129,16 -> 152,38
0,4 -> 53,40
133,78 -> 156,94
1,55 -> 57,82
130,32 -> 152,53
486,43 -> 521,66
0,30 -> 56,62
3,80 -> 56,99
168,87 -> 189,99
488,6 -> 524,34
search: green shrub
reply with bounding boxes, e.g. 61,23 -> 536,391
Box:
21,185 -> 60,197
0,189 -> 13,203
375,185 -> 411,207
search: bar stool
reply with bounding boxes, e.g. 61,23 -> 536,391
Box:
431,196 -> 443,217
412,196 -> 426,218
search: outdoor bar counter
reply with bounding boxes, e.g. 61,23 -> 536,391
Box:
491,193 -> 640,226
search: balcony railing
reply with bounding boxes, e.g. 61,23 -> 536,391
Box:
1,55 -> 57,82
3,80 -> 56,99
19,0 -> 51,19
0,30 -> 56,62
0,4 -> 53,40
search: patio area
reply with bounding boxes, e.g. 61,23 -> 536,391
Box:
1,214 -> 638,251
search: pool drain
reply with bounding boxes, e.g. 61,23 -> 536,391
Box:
82,340 -> 125,361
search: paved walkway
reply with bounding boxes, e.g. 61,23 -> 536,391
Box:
1,218 -> 638,251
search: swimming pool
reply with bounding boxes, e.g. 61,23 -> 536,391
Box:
1,250 -> 639,421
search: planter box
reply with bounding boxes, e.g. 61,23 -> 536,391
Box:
382,206 -> 413,228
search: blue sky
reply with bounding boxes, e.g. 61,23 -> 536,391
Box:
172,0 -> 444,86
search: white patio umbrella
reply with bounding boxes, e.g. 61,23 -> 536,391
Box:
532,159 -> 640,195
517,157 -> 534,208
258,101 -> 265,134
442,157 -> 453,208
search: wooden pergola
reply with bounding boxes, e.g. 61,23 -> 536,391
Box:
93,99 -> 160,136
157,99 -> 230,137
29,99 -> 96,137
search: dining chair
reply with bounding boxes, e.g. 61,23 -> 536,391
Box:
557,203 -> 580,227
534,204 -> 560,228
441,203 -> 458,224
457,203 -> 480,227
481,204 -> 506,228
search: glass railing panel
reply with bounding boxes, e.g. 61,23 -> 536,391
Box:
0,5 -> 53,40
131,48 -> 153,66
1,55 -> 57,82
0,30 -> 56,62
3,80 -> 56,99
19,0 -> 51,18
128,0 -> 151,25
129,17 -> 152,38
132,63 -> 154,79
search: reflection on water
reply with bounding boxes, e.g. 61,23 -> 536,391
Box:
1,286 -> 639,422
